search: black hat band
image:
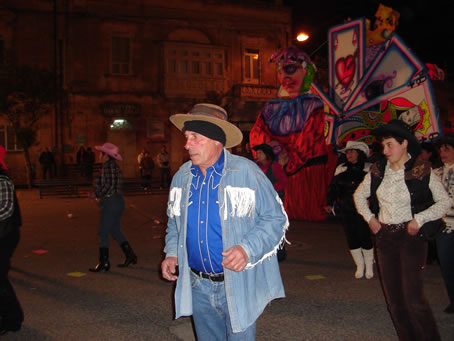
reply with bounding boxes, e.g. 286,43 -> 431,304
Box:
183,120 -> 226,146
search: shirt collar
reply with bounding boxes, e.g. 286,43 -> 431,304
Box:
386,153 -> 412,172
190,149 -> 225,177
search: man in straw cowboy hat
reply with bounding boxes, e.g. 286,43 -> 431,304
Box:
161,103 -> 288,340
354,119 -> 450,340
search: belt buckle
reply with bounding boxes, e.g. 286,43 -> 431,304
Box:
191,268 -> 224,282
384,222 -> 407,233
208,273 -> 223,282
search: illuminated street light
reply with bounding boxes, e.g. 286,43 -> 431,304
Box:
296,32 -> 309,42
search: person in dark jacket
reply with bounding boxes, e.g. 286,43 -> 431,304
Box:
139,151 -> 154,190
76,146 -> 86,176
83,147 -> 95,180
0,145 -> 24,335
89,143 -> 137,272
354,120 -> 450,341
39,147 -> 55,179
325,141 -> 374,279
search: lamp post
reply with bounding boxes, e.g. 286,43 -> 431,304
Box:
296,32 -> 309,42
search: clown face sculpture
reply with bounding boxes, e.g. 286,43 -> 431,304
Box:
278,63 -> 306,98
269,46 -> 316,99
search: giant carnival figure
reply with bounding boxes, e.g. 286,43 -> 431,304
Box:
250,46 -> 337,220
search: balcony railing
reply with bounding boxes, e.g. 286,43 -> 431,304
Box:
233,84 -> 277,100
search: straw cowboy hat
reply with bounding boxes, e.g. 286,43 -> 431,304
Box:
169,103 -> 243,148
95,142 -> 122,161
339,140 -> 370,157
372,119 -> 421,157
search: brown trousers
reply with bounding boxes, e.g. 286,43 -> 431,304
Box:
375,224 -> 440,341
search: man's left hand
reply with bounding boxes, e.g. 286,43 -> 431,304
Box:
221,245 -> 249,272
407,219 -> 420,236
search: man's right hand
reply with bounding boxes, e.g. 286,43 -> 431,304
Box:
161,256 -> 178,281
369,216 -> 382,234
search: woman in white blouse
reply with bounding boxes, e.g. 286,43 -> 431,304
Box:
434,135 -> 454,314
354,120 -> 450,341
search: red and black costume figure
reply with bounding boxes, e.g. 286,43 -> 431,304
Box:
250,46 -> 337,220
253,143 -> 288,200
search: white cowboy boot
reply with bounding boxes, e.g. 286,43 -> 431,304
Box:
362,248 -> 374,279
350,248 -> 365,279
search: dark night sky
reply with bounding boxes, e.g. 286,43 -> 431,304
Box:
283,0 -> 453,77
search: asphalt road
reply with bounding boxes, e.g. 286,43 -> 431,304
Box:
2,189 -> 453,340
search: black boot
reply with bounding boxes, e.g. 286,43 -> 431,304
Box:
118,241 -> 137,267
89,248 -> 110,272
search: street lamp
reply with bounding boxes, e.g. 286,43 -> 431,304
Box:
296,32 -> 309,42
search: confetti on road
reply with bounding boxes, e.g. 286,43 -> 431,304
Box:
32,249 -> 48,255
67,272 -> 87,278
305,275 -> 326,280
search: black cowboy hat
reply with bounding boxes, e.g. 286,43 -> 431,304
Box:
437,133 -> 454,149
253,144 -> 275,161
372,119 -> 421,157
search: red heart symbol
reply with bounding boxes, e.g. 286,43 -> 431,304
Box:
335,55 -> 356,88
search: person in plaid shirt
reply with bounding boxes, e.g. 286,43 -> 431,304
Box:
89,143 -> 137,272
0,145 -> 24,335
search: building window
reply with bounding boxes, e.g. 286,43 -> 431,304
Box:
205,62 -> 212,75
192,61 -> 200,74
165,43 -> 225,78
111,36 -> 131,75
244,48 -> 260,84
0,126 -> 21,151
168,59 -> 177,73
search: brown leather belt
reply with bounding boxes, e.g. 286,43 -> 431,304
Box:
381,222 -> 408,232
191,268 -> 224,282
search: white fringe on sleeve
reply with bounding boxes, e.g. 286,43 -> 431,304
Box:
245,193 -> 290,269
223,186 -> 256,220
168,187 -> 182,217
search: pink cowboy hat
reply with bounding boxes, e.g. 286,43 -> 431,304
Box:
94,142 -> 122,161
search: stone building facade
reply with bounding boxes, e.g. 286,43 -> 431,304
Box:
0,0 -> 291,184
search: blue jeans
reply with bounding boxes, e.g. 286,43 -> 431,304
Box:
436,231 -> 454,305
98,194 -> 126,248
190,271 -> 256,341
